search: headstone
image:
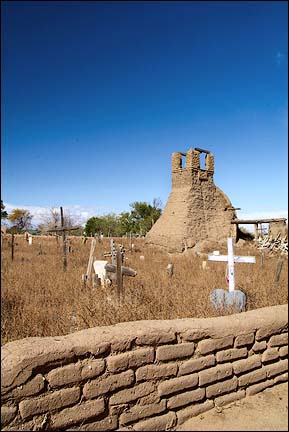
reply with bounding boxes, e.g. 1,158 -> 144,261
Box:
166,263 -> 174,276
210,288 -> 246,312
93,260 -> 110,287
28,236 -> 33,245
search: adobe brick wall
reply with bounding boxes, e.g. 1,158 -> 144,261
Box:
145,148 -> 238,252
1,304 -> 288,431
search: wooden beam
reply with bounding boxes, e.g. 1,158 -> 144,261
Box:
231,218 -> 286,224
195,147 -> 211,154
105,263 -> 137,277
46,226 -> 81,232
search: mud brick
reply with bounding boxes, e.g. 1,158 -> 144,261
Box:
197,336 -> 234,355
1,405 -> 17,426
132,411 -> 176,431
178,355 -> 215,376
9,374 -> 45,400
136,363 -> 177,382
199,363 -> 232,386
109,381 -> 155,405
233,355 -> 261,375
83,370 -> 134,399
279,346 -> 288,358
265,359 -> 288,378
19,386 -> 80,419
47,363 -> 82,388
135,331 -> 176,345
262,348 -> 279,363
215,390 -> 245,407
269,334 -> 288,347
156,343 -> 194,361
246,379 -> 274,395
177,400 -> 214,425
167,387 -> 205,409
252,341 -> 267,353
238,368 -> 267,387
256,326 -> 285,341
50,398 -> 105,429
81,360 -> 105,380
216,348 -> 247,363
107,348 -> 154,373
66,416 -> 118,431
119,400 -> 166,425
158,373 -> 198,396
234,333 -> 255,347
273,373 -> 288,384
206,376 -> 238,398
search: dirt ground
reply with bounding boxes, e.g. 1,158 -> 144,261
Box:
176,382 -> 288,431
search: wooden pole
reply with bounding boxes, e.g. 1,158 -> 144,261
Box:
254,224 -> 258,240
85,238 -> 96,284
275,259 -> 283,282
261,251 -> 264,268
60,207 -> 67,271
130,232 -> 132,254
110,239 -> 116,265
11,233 -> 14,261
116,246 -> 123,301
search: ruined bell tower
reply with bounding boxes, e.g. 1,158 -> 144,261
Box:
145,148 -> 238,253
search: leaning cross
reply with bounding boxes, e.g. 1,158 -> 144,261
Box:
208,237 -> 256,292
46,206 -> 80,271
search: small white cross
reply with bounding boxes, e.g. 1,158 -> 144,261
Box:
208,238 -> 256,292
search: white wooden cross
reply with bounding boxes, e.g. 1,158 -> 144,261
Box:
208,238 -> 256,292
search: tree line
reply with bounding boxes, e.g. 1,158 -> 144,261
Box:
1,199 -> 162,237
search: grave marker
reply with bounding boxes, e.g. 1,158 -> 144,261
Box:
82,238 -> 97,285
208,238 -> 256,292
208,237 -> 256,312
104,245 -> 137,302
46,206 -> 80,271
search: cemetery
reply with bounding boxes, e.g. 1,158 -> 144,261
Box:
1,148 -> 288,431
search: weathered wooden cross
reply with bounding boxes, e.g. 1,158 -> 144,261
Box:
46,207 -> 80,271
104,245 -> 137,301
208,237 -> 256,292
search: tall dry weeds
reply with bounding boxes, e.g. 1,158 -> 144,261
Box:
1,234 -> 287,344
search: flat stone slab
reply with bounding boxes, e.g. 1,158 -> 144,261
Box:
210,288 -> 246,312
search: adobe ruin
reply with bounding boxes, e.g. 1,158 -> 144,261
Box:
145,148 -> 239,253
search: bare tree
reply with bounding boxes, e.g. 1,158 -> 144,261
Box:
38,208 -> 80,232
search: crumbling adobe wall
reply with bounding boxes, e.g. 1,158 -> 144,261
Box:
1,304 -> 288,431
145,148 -> 238,253
269,220 -> 288,238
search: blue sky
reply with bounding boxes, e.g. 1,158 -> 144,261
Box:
1,1 -> 288,227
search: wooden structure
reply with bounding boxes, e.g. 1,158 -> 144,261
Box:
231,218 -> 287,240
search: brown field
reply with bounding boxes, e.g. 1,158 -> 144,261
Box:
1,234 -> 288,345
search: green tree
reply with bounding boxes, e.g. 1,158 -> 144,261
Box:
117,211 -> 135,235
84,214 -> 120,237
130,199 -> 162,234
1,200 -> 8,219
7,209 -> 33,232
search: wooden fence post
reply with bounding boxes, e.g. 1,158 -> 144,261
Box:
11,233 -> 14,261
60,207 -> 67,271
275,258 -> 283,282
116,246 -> 123,302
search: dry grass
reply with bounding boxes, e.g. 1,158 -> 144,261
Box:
1,234 -> 288,345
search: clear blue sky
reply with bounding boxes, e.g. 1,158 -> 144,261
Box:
1,1 -> 288,226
